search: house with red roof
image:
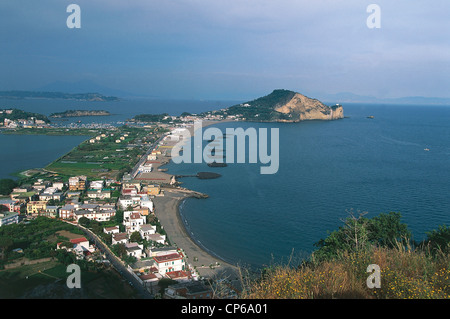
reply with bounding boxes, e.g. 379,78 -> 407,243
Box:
153,252 -> 185,275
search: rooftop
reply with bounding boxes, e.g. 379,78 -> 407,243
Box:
153,253 -> 182,263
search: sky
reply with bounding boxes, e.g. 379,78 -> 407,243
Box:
0,0 -> 449,100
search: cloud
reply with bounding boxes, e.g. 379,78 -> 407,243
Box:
0,0 -> 449,99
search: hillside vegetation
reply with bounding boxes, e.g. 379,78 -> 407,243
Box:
241,211 -> 450,299
210,89 -> 343,122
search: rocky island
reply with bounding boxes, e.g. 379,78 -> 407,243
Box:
50,110 -> 111,118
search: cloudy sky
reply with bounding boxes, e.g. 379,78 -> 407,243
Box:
0,0 -> 449,100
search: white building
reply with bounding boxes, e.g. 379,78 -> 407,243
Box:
138,162 -> 153,173
147,233 -> 166,245
90,180 -> 104,190
52,182 -> 64,190
112,232 -> 128,245
119,196 -> 141,209
125,242 -> 144,259
0,212 -> 19,226
75,209 -> 115,222
153,252 -> 185,275
139,224 -> 156,240
140,197 -> 154,212
104,226 -> 120,234
123,211 -> 146,233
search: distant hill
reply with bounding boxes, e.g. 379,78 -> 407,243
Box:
0,108 -> 50,123
0,90 -> 119,101
50,110 -> 111,118
37,80 -> 149,99
209,89 -> 344,122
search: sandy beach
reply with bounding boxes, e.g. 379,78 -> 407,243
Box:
148,119 -> 242,284
153,189 -> 241,282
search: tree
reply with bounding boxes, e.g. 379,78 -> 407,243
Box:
0,237 -> 13,260
115,209 -> 124,223
313,211 -> 411,261
366,212 -> 411,247
78,217 -> 90,228
111,243 -> 127,258
0,179 -> 18,195
424,225 -> 450,254
130,231 -> 142,243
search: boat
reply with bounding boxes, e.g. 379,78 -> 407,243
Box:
424,148 -> 430,151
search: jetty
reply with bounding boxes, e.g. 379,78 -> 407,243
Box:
175,172 -> 221,180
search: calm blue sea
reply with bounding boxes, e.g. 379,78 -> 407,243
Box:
165,103 -> 450,267
1,98 -> 449,268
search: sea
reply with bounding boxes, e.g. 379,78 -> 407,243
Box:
1,97 -> 449,268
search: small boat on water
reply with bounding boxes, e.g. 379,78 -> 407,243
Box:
424,148 -> 430,151
367,116 -> 374,119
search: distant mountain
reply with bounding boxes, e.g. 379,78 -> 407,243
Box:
36,80 -> 142,99
0,91 -> 119,101
209,89 -> 344,122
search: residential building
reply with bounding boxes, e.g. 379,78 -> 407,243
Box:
125,242 -> 144,259
41,206 -> 58,218
0,211 -> 19,226
59,204 -> 76,220
123,211 -> 146,233
147,246 -> 178,258
146,233 -> 166,245
52,182 -> 64,190
57,237 -> 94,260
112,232 -> 128,245
139,224 -> 156,240
0,199 -> 20,213
118,195 -> 141,209
145,185 -> 161,196
39,191 -> 63,202
104,226 -> 120,234
68,175 -> 87,191
89,180 -> 104,190
153,252 -> 184,275
26,201 -> 47,215
75,209 -> 115,222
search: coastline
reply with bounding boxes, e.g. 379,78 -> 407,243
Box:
151,118 -> 242,281
152,188 -> 241,282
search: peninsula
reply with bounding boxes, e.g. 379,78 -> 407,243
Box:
50,110 -> 111,118
204,89 -> 344,122
131,89 -> 344,124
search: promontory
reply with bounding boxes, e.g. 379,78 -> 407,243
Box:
204,89 -> 344,122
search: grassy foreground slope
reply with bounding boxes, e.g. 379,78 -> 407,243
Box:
241,212 -> 450,299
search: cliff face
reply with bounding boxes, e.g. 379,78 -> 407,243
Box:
274,92 -> 344,121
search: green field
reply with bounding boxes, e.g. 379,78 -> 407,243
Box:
45,126 -> 158,179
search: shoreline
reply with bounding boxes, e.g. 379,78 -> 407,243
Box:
151,119 -> 243,281
152,187 -> 241,282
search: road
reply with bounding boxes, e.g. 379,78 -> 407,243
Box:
68,222 -> 154,299
130,133 -> 166,178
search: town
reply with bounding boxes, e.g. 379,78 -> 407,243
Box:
0,114 -> 239,299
